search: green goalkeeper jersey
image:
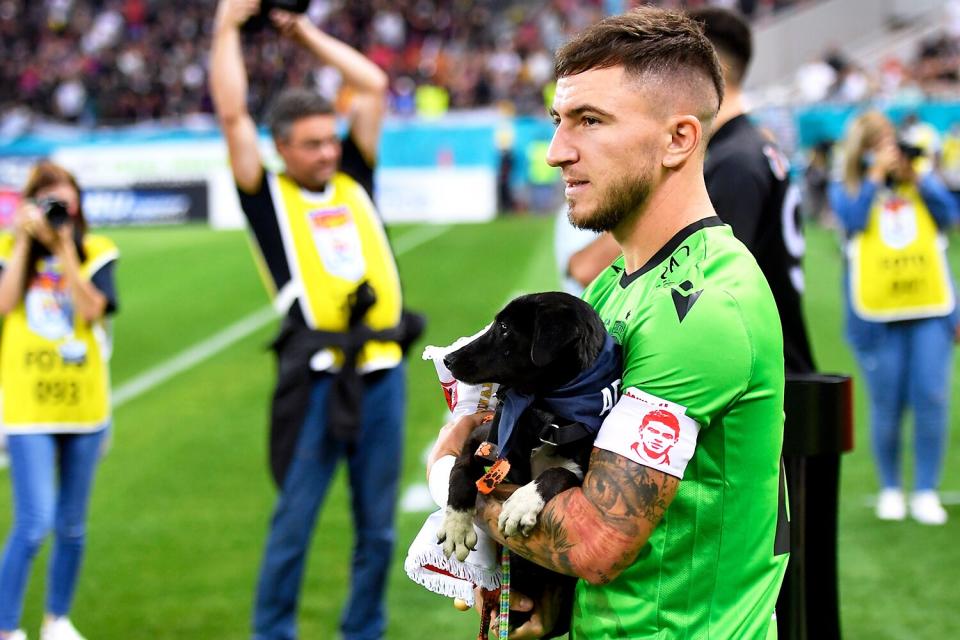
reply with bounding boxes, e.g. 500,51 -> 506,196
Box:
575,217 -> 789,639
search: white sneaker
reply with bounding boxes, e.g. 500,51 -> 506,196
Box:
876,488 -> 906,520
910,491 -> 948,526
40,619 -> 85,640
4,630 -> 28,640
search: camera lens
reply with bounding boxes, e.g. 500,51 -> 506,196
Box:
36,197 -> 70,229
897,142 -> 923,160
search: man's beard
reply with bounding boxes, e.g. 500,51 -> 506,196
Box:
567,170 -> 653,233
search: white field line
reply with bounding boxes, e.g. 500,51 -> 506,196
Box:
112,224 -> 452,409
390,223 -> 452,255
113,306 -> 276,408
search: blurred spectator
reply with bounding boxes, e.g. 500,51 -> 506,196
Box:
915,31 -> 960,90
795,54 -> 838,103
790,1 -> 960,105
802,140 -> 833,224
940,123 -> 960,194
523,138 -> 560,212
0,160 -> 119,640
1,0 -> 818,128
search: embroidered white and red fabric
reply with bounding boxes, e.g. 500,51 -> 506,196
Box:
404,331 -> 503,606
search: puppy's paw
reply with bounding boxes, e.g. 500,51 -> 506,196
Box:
436,507 -> 478,562
499,481 -> 545,537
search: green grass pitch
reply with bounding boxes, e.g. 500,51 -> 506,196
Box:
0,217 -> 958,638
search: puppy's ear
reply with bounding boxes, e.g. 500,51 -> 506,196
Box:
531,305 -> 578,367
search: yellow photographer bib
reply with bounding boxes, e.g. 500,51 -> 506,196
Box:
848,184 -> 954,321
268,172 -> 402,371
0,234 -> 117,433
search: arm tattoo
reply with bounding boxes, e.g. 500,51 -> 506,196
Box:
478,448 -> 679,583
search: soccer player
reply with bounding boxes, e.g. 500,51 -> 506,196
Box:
431,8 -> 788,638
691,6 -> 816,375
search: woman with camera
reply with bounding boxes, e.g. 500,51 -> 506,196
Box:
0,162 -> 118,640
829,111 -> 959,525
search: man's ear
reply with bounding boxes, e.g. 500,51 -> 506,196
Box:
530,305 -> 578,367
662,115 -> 702,169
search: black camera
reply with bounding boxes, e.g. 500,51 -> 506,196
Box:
243,0 -> 311,32
36,197 -> 71,229
263,0 -> 310,11
897,141 -> 924,160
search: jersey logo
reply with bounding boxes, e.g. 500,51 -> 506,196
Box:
630,409 -> 680,465
671,280 -> 703,323
610,319 -> 627,345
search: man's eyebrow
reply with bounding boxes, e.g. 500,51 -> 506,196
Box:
549,104 -> 615,120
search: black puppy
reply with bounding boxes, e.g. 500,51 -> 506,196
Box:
436,291 -> 621,634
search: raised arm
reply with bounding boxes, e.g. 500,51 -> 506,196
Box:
918,171 -> 960,229
0,205 -> 110,322
272,11 -> 389,165
478,448 -> 679,585
210,0 -> 264,193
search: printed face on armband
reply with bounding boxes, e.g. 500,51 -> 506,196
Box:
594,387 -> 700,479
632,409 -> 681,465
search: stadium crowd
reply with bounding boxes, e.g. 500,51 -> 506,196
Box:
793,1 -> 960,104
1,0 -> 819,129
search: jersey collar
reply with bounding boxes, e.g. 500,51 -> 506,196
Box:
619,216 -> 724,288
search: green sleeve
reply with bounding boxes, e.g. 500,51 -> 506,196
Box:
620,286 -> 754,428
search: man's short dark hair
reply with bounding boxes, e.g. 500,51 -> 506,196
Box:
554,7 -> 724,115
687,7 -> 752,88
266,88 -> 335,141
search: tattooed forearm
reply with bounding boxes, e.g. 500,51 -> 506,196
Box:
477,448 -> 679,584
584,448 -> 678,532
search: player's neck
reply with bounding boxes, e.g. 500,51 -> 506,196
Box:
614,169 -> 716,274
713,87 -> 746,132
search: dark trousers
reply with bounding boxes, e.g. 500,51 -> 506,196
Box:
252,365 -> 405,640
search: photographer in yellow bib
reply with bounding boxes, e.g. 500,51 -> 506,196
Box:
0,161 -> 118,640
829,111 -> 959,526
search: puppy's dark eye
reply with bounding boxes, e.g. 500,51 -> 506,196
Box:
498,321 -> 509,334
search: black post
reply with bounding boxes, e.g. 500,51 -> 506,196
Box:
776,374 -> 854,640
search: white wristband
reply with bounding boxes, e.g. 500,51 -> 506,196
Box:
428,454 -> 457,508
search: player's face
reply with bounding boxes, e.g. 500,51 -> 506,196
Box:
641,420 -> 677,455
277,115 -> 342,190
547,66 -> 663,233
